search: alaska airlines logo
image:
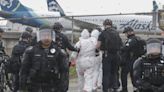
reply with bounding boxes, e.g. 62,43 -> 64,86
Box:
0,0 -> 14,9
120,19 -> 153,30
48,1 -> 59,12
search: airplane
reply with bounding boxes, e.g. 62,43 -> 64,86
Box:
0,0 -> 75,30
47,0 -> 162,34
0,0 -> 162,34
70,15 -> 157,33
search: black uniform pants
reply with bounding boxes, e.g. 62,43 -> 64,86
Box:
139,89 -> 154,92
139,88 -> 164,92
120,61 -> 134,90
121,57 -> 138,90
13,73 -> 19,92
65,57 -> 69,91
61,52 -> 69,92
27,82 -> 60,92
102,53 -> 119,92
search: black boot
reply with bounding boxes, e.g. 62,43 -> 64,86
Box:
113,88 -> 119,92
120,88 -> 128,92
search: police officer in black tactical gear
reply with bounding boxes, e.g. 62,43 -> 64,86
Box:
97,19 -> 122,92
19,26 -> 68,92
25,27 -> 37,46
10,32 -> 32,92
120,27 -> 145,92
133,38 -> 164,92
53,22 -> 77,52
53,22 -> 78,92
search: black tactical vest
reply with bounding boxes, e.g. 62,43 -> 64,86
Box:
142,58 -> 164,86
29,45 -> 60,82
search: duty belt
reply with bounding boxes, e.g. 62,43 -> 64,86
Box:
103,50 -> 118,57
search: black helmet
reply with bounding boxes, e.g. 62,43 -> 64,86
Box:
25,27 -> 33,33
53,22 -> 63,31
103,19 -> 112,26
21,32 -> 32,39
123,26 -> 134,33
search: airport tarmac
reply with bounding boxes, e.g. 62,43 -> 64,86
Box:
68,77 -> 133,92
4,76 -> 133,92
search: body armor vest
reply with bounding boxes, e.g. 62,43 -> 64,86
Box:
142,59 -> 164,86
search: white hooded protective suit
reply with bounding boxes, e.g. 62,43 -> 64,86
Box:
75,29 -> 96,92
90,29 -> 102,90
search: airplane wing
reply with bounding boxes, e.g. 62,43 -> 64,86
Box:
0,11 -> 13,17
65,17 -> 100,30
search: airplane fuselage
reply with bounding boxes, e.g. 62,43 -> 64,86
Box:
1,11 -> 162,34
74,15 -> 161,33
0,0 -> 161,34
0,11 -> 61,27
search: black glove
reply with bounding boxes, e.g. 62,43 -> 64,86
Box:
76,48 -> 80,53
95,49 -> 100,56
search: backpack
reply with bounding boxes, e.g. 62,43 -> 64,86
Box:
104,29 -> 122,53
135,36 -> 146,57
7,43 -> 28,73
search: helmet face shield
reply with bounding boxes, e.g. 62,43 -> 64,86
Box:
37,29 -> 53,42
146,43 -> 161,55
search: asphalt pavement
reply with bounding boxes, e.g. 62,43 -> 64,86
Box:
68,76 -> 133,92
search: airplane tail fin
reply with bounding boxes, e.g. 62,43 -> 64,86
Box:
153,0 -> 158,12
47,0 -> 65,16
0,0 -> 32,12
152,0 -> 159,30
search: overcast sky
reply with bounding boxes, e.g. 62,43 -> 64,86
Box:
20,0 -> 164,15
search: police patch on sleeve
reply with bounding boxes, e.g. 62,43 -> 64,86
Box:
50,48 -> 56,54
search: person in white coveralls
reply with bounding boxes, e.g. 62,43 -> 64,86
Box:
90,29 -> 102,91
74,29 -> 96,92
